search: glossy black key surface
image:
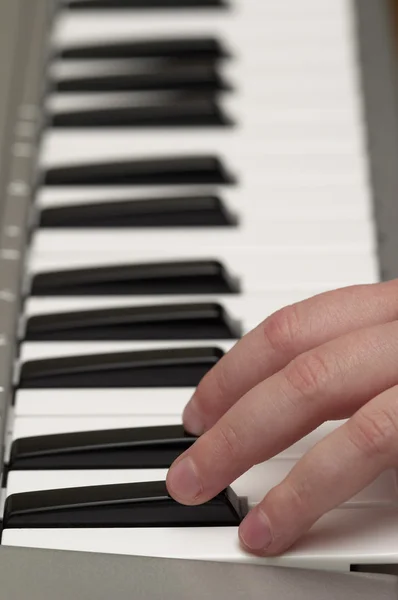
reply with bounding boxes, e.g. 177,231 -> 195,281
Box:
43,156 -> 233,186
51,99 -> 230,128
31,261 -> 240,296
54,64 -> 226,93
25,303 -> 242,341
60,37 -> 226,61
9,425 -> 196,470
19,347 -> 224,388
66,0 -> 227,9
39,196 -> 237,228
3,482 -> 243,529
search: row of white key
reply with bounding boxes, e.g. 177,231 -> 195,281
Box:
4,404 -> 398,572
41,0 -> 372,257
6,370 -> 398,572
3,0 -> 390,574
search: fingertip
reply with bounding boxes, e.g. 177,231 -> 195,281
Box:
166,455 -> 203,504
183,395 -> 205,436
239,507 -> 274,554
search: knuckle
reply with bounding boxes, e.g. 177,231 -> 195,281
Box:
284,480 -> 310,514
284,350 -> 333,400
215,420 -> 245,462
348,407 -> 398,459
262,304 -> 302,355
195,356 -> 229,404
194,363 -> 229,415
269,477 -> 310,519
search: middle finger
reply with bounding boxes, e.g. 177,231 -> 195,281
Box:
183,280 -> 398,435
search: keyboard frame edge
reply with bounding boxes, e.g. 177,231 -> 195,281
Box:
0,0 -> 53,472
0,544 -> 397,600
355,0 -> 398,283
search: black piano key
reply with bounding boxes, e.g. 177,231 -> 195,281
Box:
66,0 -> 227,9
25,303 -> 242,341
3,481 -> 243,529
53,64 -> 227,93
38,196 -> 237,228
9,425 -> 197,470
19,347 -> 224,388
60,37 -> 227,61
31,261 -> 240,296
43,156 -> 234,186
50,99 -> 231,128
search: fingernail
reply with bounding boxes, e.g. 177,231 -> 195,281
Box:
183,396 -> 205,436
239,509 -> 273,552
167,456 -> 203,502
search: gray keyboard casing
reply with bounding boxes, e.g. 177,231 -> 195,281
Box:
0,1 -> 398,596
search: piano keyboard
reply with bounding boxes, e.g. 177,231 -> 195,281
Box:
1,0 -> 398,575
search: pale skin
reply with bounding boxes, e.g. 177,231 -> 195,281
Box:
165,280 -> 398,556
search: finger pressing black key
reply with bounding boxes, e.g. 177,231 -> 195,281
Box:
3,482 -> 243,529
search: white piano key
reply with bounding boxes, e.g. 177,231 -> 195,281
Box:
10,415 -> 182,440
40,116 -> 367,155
235,0 -> 347,11
5,507 -> 398,571
52,11 -> 353,50
48,84 -> 362,119
42,123 -> 366,160
28,248 -> 380,290
31,220 -> 377,257
40,132 -> 369,171
14,388 -> 194,417
225,101 -> 364,139
54,15 -> 349,38
5,469 -> 170,496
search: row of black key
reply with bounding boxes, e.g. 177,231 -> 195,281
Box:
65,0 -> 227,10
6,0 -> 243,536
